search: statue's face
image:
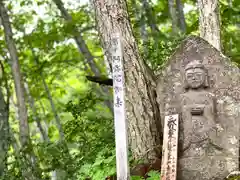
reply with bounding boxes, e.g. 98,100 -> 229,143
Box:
185,68 -> 205,89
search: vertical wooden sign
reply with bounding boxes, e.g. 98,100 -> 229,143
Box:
161,114 -> 179,180
111,33 -> 130,180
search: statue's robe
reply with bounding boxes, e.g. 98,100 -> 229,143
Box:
178,90 -> 229,180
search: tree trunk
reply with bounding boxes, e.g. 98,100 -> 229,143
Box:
130,0 -> 147,51
197,0 -> 221,51
0,0 -> 29,147
228,0 -> 232,51
24,83 -> 59,180
0,82 -> 9,176
38,100 -> 50,133
41,76 -> 65,140
92,0 -> 162,162
52,0 -> 113,113
176,0 -> 186,32
140,2 -> 148,55
0,62 -> 10,176
168,0 -> 178,34
142,0 -> 163,37
28,47 -> 65,141
24,82 -> 49,141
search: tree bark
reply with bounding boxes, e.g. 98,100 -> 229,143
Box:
52,0 -> 113,113
140,4 -> 148,55
0,62 -> 10,176
31,48 -> 65,141
24,82 -> 49,141
92,0 -> 162,162
0,0 -> 29,147
24,83 -> 59,180
168,0 -> 178,34
176,0 -> 186,32
142,0 -> 162,37
197,0 -> 221,51
131,0 -> 147,53
0,78 -> 9,176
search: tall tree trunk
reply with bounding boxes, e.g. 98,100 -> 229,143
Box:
176,0 -> 186,32
41,77 -> 65,139
34,53 -> 65,142
197,0 -> 221,51
0,0 -> 29,147
168,0 -> 178,34
38,100 -> 49,133
0,5 -> 41,179
92,0 -> 162,162
0,66 -> 10,176
142,0 -> 162,37
140,1 -> 148,55
10,96 -> 40,180
24,83 -> 59,180
52,0 -> 113,113
130,0 -> 145,44
24,82 -> 48,141
228,0 -> 232,51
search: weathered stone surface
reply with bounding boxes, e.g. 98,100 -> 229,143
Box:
156,36 -> 240,180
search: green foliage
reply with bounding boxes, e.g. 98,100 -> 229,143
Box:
0,0 -> 239,179
77,148 -> 116,180
131,171 -> 161,180
64,88 -> 114,164
139,34 -> 186,72
227,175 -> 240,180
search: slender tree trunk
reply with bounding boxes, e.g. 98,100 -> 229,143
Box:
140,0 -> 149,55
228,0 -> 232,51
30,48 -> 72,180
92,0 -> 162,162
0,7 -> 40,178
197,0 -> 221,51
42,78 -> 64,139
141,0 -> 165,54
10,97 -> 39,180
168,0 -> 178,34
130,0 -> 144,43
0,0 -> 29,147
0,62 -> 10,177
31,49 -> 64,140
0,84 -> 9,176
53,0 -> 100,75
24,83 -> 59,180
9,128 -> 19,153
24,82 -> 48,141
176,0 -> 186,32
38,101 -> 49,133
52,0 -> 113,113
142,0 -> 162,37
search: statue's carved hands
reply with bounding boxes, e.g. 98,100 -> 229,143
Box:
191,104 -> 205,115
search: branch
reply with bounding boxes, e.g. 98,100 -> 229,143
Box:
86,76 -> 113,86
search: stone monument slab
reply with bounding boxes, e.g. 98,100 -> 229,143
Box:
156,36 -> 240,180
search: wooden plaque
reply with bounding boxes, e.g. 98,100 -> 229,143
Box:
161,114 -> 179,180
111,33 -> 130,180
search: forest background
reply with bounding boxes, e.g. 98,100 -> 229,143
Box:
0,0 -> 239,179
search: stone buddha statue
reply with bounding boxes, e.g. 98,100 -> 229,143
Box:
180,60 -> 217,155
177,60 -> 223,179
156,37 -> 240,180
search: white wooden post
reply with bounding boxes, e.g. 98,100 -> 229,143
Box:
111,33 -> 130,180
161,114 -> 179,180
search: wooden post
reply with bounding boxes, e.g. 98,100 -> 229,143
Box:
161,114 -> 179,180
111,33 -> 130,180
